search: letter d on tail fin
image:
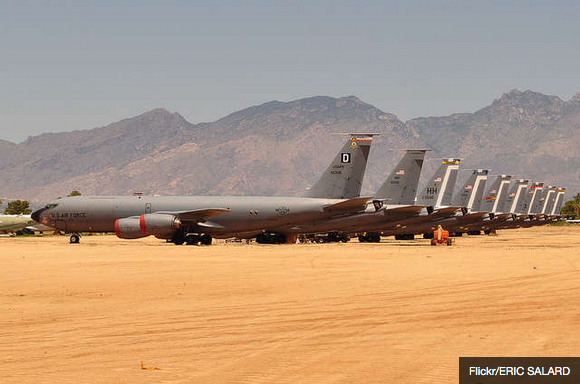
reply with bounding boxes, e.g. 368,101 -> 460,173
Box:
303,133 -> 377,199
374,149 -> 427,205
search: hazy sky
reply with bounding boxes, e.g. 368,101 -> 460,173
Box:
2,0 -> 579,143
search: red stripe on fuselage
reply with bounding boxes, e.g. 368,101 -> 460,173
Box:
114,219 -> 121,238
140,214 -> 147,235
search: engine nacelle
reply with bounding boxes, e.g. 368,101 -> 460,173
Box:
115,217 -> 148,239
139,213 -> 181,236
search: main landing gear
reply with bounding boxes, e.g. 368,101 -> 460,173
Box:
171,231 -> 212,246
358,233 -> 381,243
394,234 -> 415,240
69,233 -> 81,244
256,232 -> 287,244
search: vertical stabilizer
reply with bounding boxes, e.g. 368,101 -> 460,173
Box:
374,149 -> 427,204
479,175 -> 512,213
303,134 -> 376,199
417,158 -> 461,207
515,183 -> 534,214
550,188 -> 566,215
543,187 -> 558,215
540,186 -> 557,214
451,169 -> 489,208
516,182 -> 542,214
506,179 -> 530,213
527,183 -> 545,214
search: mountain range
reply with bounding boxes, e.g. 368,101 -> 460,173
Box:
1,89 -> 579,204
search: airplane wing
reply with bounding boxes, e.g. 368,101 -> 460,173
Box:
156,208 -> 231,222
323,197 -> 372,214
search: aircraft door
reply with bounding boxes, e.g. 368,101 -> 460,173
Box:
145,203 -> 152,214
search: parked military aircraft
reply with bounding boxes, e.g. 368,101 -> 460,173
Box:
281,149 -> 428,242
32,134 -> 377,245
463,178 -> 529,232
354,157 -> 462,241
362,163 -> 478,240
0,215 -> 35,234
443,174 -> 512,235
0,215 -> 54,234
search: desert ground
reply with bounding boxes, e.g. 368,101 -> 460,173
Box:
1,226 -> 579,384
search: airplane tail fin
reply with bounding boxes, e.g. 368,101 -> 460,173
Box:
527,182 -> 545,214
516,182 -> 541,214
550,188 -> 566,215
539,186 -> 557,214
506,179 -> 530,213
479,174 -> 512,213
451,169 -> 489,209
417,158 -> 461,207
543,187 -> 558,215
303,133 -> 376,199
374,149 -> 427,205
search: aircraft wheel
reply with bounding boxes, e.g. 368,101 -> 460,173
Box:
200,234 -> 212,245
186,234 -> 200,245
446,238 -> 453,246
431,239 -> 437,246
358,235 -> 367,243
369,233 -> 380,243
484,230 -> 491,235
274,233 -> 286,244
340,234 -> 350,243
70,234 -> 80,244
172,232 -> 185,245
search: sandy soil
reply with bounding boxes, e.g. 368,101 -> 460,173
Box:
1,226 -> 579,383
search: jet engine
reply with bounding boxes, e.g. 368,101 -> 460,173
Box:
115,217 -> 148,239
139,213 -> 182,237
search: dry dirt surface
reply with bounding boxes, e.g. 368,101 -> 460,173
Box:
1,226 -> 579,383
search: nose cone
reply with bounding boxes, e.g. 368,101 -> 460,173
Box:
31,208 -> 46,222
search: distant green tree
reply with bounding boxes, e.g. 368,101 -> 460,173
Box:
4,200 -> 32,215
561,192 -> 580,219
67,190 -> 82,197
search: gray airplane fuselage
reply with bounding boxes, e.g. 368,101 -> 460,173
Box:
33,195 -> 363,237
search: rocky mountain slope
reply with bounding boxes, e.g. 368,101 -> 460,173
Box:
0,90 -> 578,204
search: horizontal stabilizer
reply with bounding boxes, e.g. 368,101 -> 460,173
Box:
384,205 -> 425,215
323,196 -> 372,213
158,208 -> 231,222
432,206 -> 461,217
462,211 -> 489,219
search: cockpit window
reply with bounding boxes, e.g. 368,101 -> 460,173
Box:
45,203 -> 59,210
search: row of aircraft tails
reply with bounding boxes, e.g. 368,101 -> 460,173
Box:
30,134 -> 566,245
